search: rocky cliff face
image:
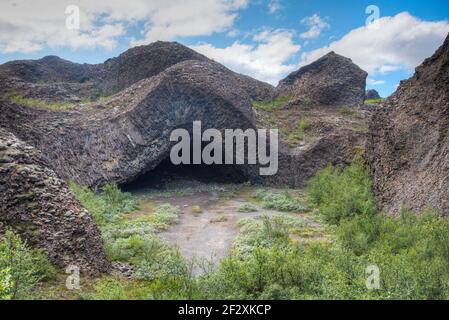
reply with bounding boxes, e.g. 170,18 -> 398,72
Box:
277,52 -> 367,107
367,33 -> 449,215
0,128 -> 110,273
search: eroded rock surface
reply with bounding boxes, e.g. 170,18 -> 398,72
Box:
0,128 -> 111,273
277,52 -> 367,107
367,33 -> 449,215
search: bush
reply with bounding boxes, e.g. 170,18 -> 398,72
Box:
252,189 -> 306,212
238,203 -> 258,213
69,182 -> 137,225
305,160 -> 376,224
0,268 -> 13,300
0,229 -> 55,299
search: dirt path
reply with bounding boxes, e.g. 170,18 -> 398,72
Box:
128,183 -> 323,274
130,187 -> 278,261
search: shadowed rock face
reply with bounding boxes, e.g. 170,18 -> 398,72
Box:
0,128 -> 111,274
277,52 -> 367,107
365,89 -> 381,100
367,33 -> 449,216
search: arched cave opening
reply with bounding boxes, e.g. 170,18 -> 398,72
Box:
122,157 -> 248,192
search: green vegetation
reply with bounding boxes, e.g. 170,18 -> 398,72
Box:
14,163 -> 449,300
300,97 -> 312,111
8,94 -> 76,110
69,183 -> 137,226
285,118 -> 311,145
338,106 -> 362,117
365,98 -> 384,105
305,160 -> 376,224
252,189 -> 307,212
0,229 -> 55,300
0,268 -> 13,300
192,205 -> 203,215
252,95 -> 292,112
238,203 -> 258,213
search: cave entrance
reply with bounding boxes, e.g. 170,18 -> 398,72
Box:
122,157 -> 247,192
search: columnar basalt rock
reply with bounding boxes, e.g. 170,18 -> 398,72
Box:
0,128 -> 111,274
276,51 -> 368,107
366,33 -> 449,216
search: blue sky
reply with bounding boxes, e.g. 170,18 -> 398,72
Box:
0,0 -> 448,96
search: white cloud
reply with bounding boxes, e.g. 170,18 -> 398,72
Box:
300,14 -> 329,39
268,1 -> 282,14
0,0 -> 249,53
299,12 -> 449,74
367,78 -> 385,86
190,29 -> 300,85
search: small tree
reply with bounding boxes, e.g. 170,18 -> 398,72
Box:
0,229 -> 54,299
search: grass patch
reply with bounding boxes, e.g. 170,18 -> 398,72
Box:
338,106 -> 362,117
8,94 -> 76,110
252,95 -> 293,112
252,189 -> 307,212
69,183 -> 138,226
238,203 -> 258,213
285,118 -> 311,145
364,98 -> 384,105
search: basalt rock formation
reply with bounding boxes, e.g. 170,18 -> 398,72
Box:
367,33 -> 449,216
0,41 -> 372,268
365,89 -> 381,100
0,43 -> 274,189
277,51 -> 367,107
0,128 -> 110,273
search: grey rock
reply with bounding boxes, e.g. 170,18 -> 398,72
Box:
366,33 -> 449,216
277,51 -> 367,107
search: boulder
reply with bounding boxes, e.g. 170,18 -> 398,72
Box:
277,51 -> 367,107
366,33 -> 449,215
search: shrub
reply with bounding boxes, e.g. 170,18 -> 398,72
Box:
150,204 -> 180,230
101,184 -> 138,221
238,203 -> 258,213
252,189 -> 306,212
305,160 -> 376,224
297,118 -> 310,141
0,268 -> 13,300
69,182 -> 137,225
0,229 -> 55,299
252,95 -> 292,112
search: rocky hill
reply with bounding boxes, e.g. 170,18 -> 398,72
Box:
367,34 -> 449,215
277,51 -> 367,107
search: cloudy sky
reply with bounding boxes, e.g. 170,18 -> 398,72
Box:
0,0 -> 448,96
